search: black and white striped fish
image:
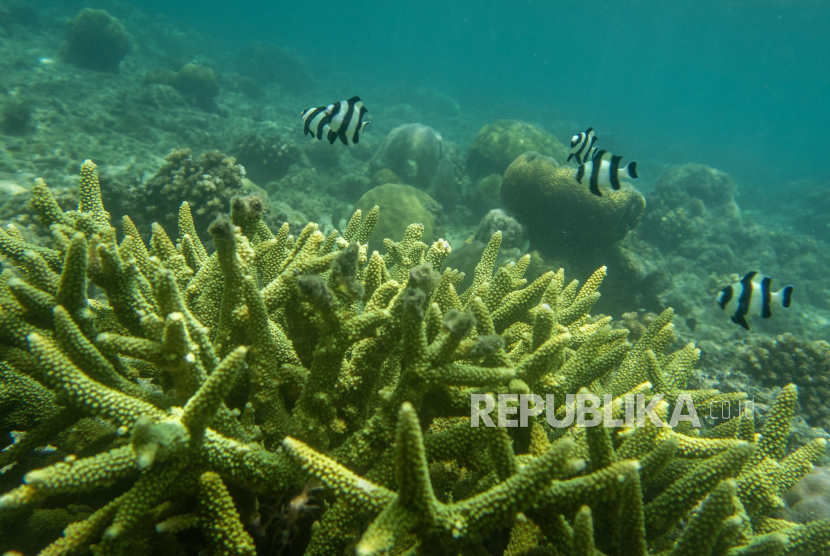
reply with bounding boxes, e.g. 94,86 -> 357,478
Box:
575,149 -> 638,197
300,96 -> 369,145
568,127 -> 598,164
717,271 -> 794,330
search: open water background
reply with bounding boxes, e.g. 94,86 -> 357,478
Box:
135,0 -> 830,195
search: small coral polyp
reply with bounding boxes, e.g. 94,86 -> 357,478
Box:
0,159 -> 828,555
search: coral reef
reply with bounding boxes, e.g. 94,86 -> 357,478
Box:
144,64 -> 221,109
63,8 -> 130,73
798,179 -> 830,242
0,99 -> 33,136
0,159 -> 828,556
354,183 -> 443,252
633,163 -> 830,336
466,119 -> 569,180
639,164 -> 744,260
474,173 -> 504,213
132,149 -> 248,238
474,208 -> 526,251
231,126 -> 303,185
778,467 -> 830,523
370,124 -> 444,189
172,63 -> 220,106
735,333 -> 830,429
501,152 -> 646,256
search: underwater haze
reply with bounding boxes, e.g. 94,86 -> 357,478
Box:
5,0 -> 830,554
140,0 -> 830,189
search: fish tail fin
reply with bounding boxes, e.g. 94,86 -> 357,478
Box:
627,161 -> 638,179
781,285 -> 794,308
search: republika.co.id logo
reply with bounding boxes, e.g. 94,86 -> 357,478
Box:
470,393 -> 754,428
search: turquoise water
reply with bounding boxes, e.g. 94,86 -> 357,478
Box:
3,1 -> 830,555
137,0 -> 830,189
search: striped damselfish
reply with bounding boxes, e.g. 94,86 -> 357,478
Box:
301,96 -> 369,145
717,271 -> 794,330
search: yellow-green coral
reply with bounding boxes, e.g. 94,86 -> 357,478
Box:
501,152 -> 646,254
353,183 -> 441,253
466,119 -> 569,180
0,159 -> 827,556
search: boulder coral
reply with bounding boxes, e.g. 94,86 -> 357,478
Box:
144,64 -> 220,109
466,119 -> 569,180
63,8 -> 130,73
370,124 -> 444,188
172,63 -> 220,104
354,183 -> 443,253
639,163 -> 744,256
779,467 -> 830,523
0,159 -> 829,555
501,152 -> 646,256
132,149 -> 249,238
735,333 -> 830,429
231,127 -> 302,185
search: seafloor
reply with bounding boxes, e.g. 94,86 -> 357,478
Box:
2,1 -> 830,555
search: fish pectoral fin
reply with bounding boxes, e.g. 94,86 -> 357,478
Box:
731,315 -> 750,330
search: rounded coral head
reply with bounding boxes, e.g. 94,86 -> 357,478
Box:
64,8 -> 129,73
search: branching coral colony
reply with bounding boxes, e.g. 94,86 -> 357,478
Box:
0,159 -> 828,556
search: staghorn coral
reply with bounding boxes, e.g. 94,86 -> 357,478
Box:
0,159 -> 827,556
353,183 -> 443,253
